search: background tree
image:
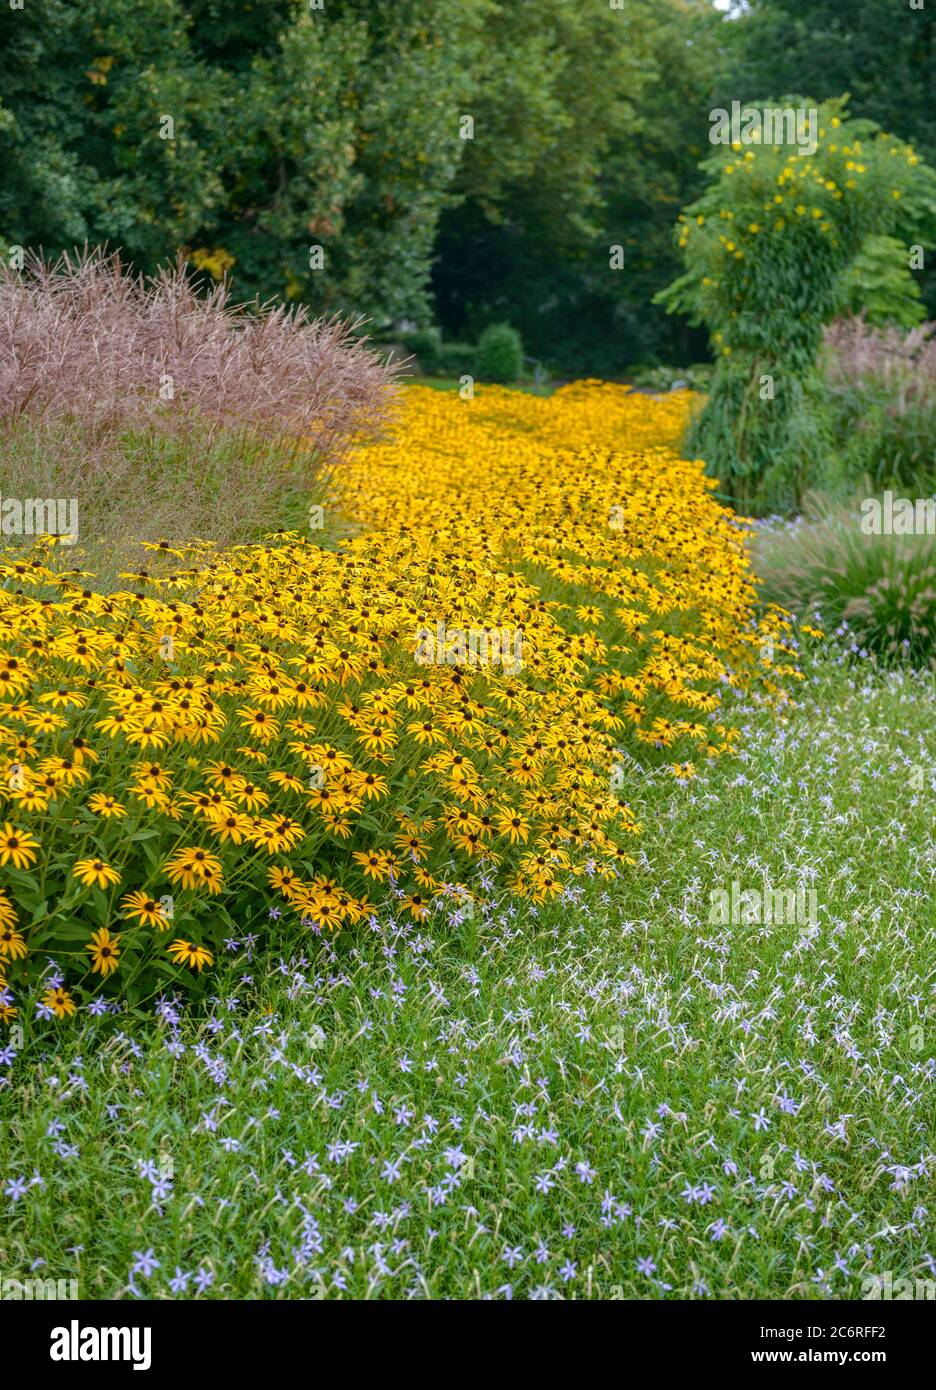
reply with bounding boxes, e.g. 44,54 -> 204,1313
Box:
431,0 -> 724,374
3,0 -> 935,368
0,0 -> 479,322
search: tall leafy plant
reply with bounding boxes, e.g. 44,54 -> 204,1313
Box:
657,98 -> 936,513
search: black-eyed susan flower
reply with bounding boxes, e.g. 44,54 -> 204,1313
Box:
129,780 -> 171,811
165,846 -> 224,892
238,707 -> 279,742
302,890 -> 342,930
351,849 -> 397,882
230,780 -> 269,810
392,827 -> 429,862
121,891 -> 171,930
0,822 -> 39,870
348,769 -> 389,800
10,786 -> 49,813
206,809 -> 254,845
268,770 -> 305,795
402,892 -> 429,921
0,925 -> 27,961
167,939 -> 213,971
37,687 -> 86,710
247,816 -> 305,854
86,926 -> 121,975
494,808 -> 530,844
0,379 -> 801,1012
321,809 -> 352,839
73,857 -> 121,889
42,985 -> 76,1018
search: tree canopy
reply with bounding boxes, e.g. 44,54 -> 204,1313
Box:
1,0 -> 932,371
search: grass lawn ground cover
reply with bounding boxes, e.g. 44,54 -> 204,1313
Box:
1,655 -> 932,1300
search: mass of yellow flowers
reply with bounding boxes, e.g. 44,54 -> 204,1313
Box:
0,382 -> 801,1018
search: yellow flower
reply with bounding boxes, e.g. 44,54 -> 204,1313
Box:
351,849 -> 397,882
73,857 -> 121,889
247,816 -> 305,854
86,926 -> 121,975
402,892 -> 429,921
121,890 -> 171,930
494,808 -> 531,844
37,687 -> 86,710
86,795 -> 126,811
575,604 -> 604,625
42,986 -> 77,1019
0,822 -> 39,870
0,925 -> 28,961
238,707 -> 279,742
167,939 -> 213,972
0,377 -> 800,1001
206,809 -> 254,845
165,846 -> 224,893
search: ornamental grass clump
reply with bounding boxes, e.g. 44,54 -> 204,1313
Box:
0,248 -> 396,572
821,316 -> 936,496
0,383 -> 800,1021
752,490 -> 936,669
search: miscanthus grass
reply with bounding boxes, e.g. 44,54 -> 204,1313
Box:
0,656 -> 932,1300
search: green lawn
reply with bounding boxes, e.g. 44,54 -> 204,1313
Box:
1,653 -> 933,1300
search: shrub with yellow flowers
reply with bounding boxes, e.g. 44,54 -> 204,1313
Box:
657,97 -> 936,513
0,382 -> 799,1018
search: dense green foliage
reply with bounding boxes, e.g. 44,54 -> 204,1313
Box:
720,0 -> 936,320
2,0 -> 935,374
432,0 -> 720,374
0,0 -> 478,322
0,0 -> 653,337
843,235 -> 928,329
721,1 -> 936,180
657,100 -> 936,511
474,323 -> 524,384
